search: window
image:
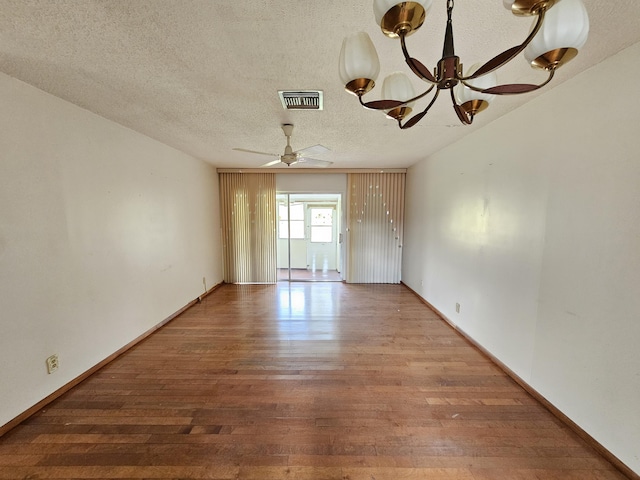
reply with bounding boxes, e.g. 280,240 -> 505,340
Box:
310,208 -> 333,243
279,202 -> 305,239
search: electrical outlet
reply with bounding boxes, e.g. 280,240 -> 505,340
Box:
46,354 -> 59,374
455,303 -> 460,313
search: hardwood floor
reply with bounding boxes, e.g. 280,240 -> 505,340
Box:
0,283 -> 628,479
277,268 -> 342,282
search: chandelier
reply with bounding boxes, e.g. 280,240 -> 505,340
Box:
339,0 -> 589,128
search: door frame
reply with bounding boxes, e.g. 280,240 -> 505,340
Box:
276,193 -> 343,282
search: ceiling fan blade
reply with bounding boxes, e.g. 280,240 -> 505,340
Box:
294,144 -> 330,157
296,157 -> 333,167
260,158 -> 283,167
233,148 -> 279,157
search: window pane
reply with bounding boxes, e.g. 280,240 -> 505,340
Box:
290,203 -> 304,220
290,220 -> 305,239
279,203 -> 304,239
278,220 -> 288,239
278,204 -> 288,221
311,208 -> 333,226
311,226 -> 332,243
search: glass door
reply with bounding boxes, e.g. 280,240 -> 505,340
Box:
276,193 -> 342,282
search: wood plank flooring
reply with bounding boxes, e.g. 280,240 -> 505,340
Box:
0,283 -> 628,479
277,268 -> 342,282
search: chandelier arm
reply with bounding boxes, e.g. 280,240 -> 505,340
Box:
450,88 -> 473,125
405,84 -> 436,103
461,9 -> 547,81
400,88 -> 441,129
359,97 -> 406,110
359,84 -> 436,111
461,68 -> 555,95
401,33 -> 437,84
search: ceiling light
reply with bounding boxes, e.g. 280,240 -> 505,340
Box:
339,0 -> 589,128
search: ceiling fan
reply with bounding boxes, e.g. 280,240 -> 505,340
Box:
233,124 -> 332,167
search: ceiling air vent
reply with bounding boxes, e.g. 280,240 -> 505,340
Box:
278,90 -> 323,110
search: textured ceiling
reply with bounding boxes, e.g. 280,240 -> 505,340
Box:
1,1 -> 639,169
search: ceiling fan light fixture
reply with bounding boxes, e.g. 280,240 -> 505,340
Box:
341,0 -> 589,128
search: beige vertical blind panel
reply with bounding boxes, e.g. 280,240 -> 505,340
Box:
219,173 -> 277,283
346,173 -> 405,283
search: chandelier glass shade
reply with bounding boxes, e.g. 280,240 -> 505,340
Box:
382,72 -> 417,120
454,63 -> 497,117
339,31 -> 380,95
339,0 -> 589,128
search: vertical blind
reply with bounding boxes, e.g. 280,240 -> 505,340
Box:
219,173 -> 277,283
346,173 -> 405,283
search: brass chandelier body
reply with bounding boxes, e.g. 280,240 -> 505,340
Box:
340,0 -> 589,128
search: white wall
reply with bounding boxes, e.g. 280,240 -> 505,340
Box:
0,73 -> 223,428
403,42 -> 640,474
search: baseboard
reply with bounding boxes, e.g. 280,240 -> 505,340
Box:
198,281 -> 224,303
401,281 -> 639,480
0,282 -> 224,438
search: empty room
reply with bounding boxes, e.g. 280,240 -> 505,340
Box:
1,1 -> 639,478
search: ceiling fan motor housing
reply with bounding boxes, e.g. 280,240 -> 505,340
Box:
282,153 -> 297,165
